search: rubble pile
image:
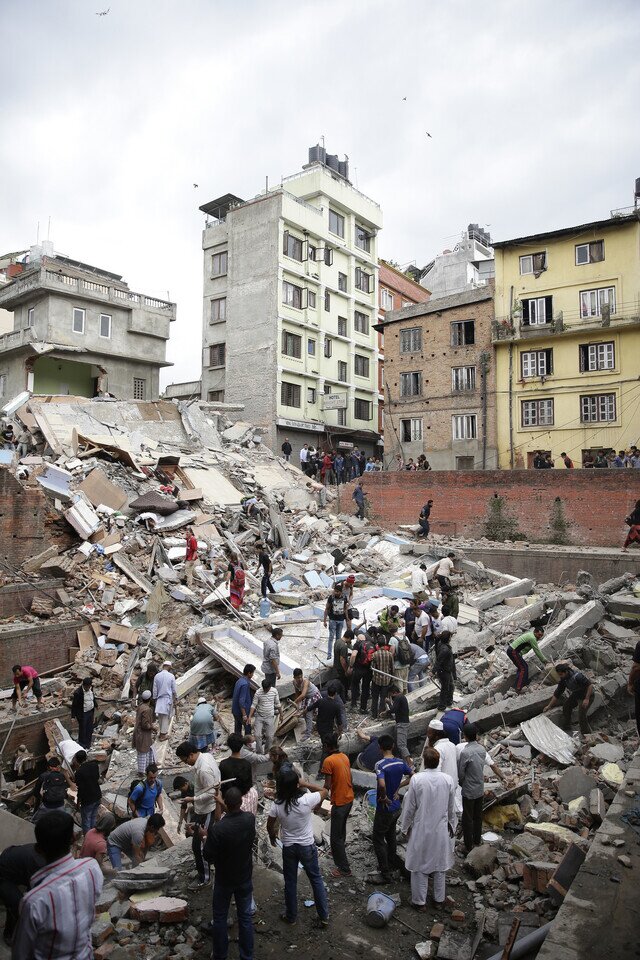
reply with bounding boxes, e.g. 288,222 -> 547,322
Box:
0,395 -> 639,958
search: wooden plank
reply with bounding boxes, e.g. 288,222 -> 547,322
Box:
113,554 -> 153,594
107,624 -> 139,647
175,655 -> 217,699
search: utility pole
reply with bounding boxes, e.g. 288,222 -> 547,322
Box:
480,352 -> 489,469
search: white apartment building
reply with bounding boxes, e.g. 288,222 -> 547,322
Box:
199,146 -> 383,458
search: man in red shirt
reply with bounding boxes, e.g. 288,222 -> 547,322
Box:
12,665 -> 43,711
185,528 -> 199,589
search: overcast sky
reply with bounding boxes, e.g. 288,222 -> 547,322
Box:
2,0 -> 638,387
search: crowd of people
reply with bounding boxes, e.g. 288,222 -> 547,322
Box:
533,446 -> 640,469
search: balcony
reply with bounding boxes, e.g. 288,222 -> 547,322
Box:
492,303 -> 640,343
0,267 -> 176,318
0,326 -> 36,355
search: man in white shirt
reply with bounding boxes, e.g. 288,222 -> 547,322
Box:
249,680 -> 283,753
176,741 -> 221,889
299,444 -> 309,472
417,601 -> 441,654
152,660 -> 178,740
435,553 -> 456,592
12,810 -> 102,960
411,564 -> 429,599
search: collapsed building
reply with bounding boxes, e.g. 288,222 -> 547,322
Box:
0,394 -> 639,960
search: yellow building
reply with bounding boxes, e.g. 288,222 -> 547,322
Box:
492,211 -> 640,468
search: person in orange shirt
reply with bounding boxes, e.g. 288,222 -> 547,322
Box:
321,733 -> 354,877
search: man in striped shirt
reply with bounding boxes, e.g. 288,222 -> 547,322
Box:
12,810 -> 102,960
371,642 -> 395,719
249,679 -> 283,753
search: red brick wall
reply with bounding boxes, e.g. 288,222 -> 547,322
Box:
0,468 -> 73,567
346,470 -> 640,548
0,580 -> 64,619
0,620 -> 83,680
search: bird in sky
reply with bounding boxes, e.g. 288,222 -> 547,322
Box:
193,183 -> 199,188
95,7 -> 110,15
426,132 -> 432,138
402,97 -> 407,101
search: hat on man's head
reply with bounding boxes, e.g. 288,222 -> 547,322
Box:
197,697 -> 207,705
429,719 -> 444,731
141,690 -> 152,701
162,659 -> 172,667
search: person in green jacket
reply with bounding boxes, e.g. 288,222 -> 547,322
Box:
506,628 -> 546,692
379,605 -> 401,638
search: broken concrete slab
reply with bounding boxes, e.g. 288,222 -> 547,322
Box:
557,767 -> 598,804
467,687 -> 551,733
0,807 -> 35,852
78,467 -> 128,511
129,896 -> 188,923
538,600 -> 605,661
589,742 -> 624,764
603,593 -> 640,620
469,578 -> 534,612
465,844 -> 498,878
589,789 -> 606,825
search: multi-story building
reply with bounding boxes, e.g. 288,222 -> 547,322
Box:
376,261 -> 430,443
380,285 -> 497,469
492,206 -> 640,468
198,146 -> 383,458
420,224 -> 494,300
0,243 -> 175,402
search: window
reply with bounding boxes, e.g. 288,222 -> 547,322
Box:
354,398 -> 372,421
401,418 -> 423,442
521,349 -> 553,378
521,398 -> 554,427
209,343 -> 226,367
283,231 -> 303,261
26,307 -> 35,328
580,286 -> 616,318
338,317 -> 347,337
307,387 -> 317,404
72,308 -> 85,334
355,267 -> 371,293
579,341 -> 614,372
380,288 -> 394,310
308,338 -> 316,356
354,355 -> 369,378
324,337 -> 333,358
355,225 -> 371,252
354,311 -> 369,334
450,320 -> 475,345
308,290 -> 316,308
211,297 -> 226,322
324,383 -> 331,394
338,272 -> 347,292
580,393 -> 616,422
211,250 -> 228,276
451,366 -> 476,391
400,372 -> 422,397
99,313 -> 111,339
323,247 -> 333,266
208,390 -> 225,402
522,296 -> 552,326
324,290 -> 331,312
338,360 -> 348,382
519,252 -> 547,275
337,407 -> 346,426
308,244 -> 317,262
329,209 -> 345,238
575,240 -> 604,265
281,381 -> 301,407
283,280 -> 302,309
452,414 -> 477,440
400,327 -> 422,353
133,378 -> 147,400
281,331 -> 302,359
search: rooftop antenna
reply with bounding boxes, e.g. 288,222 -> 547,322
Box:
36,221 -> 40,244
47,216 -> 51,241
265,175 -> 269,195
320,134 -> 325,149
353,167 -> 358,188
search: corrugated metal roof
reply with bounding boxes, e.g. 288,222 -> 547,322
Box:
520,714 -> 577,765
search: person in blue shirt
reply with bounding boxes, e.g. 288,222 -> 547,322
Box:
232,664 -> 256,735
441,707 -> 467,745
129,764 -> 164,818
369,735 -> 413,883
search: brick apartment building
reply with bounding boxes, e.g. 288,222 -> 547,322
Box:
379,285 -> 497,469
377,260 -> 430,445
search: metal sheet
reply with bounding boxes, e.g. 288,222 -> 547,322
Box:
520,714 -> 577,765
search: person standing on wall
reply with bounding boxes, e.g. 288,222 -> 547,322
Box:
417,500 -> 433,538
71,677 -> 96,750
352,480 -> 365,520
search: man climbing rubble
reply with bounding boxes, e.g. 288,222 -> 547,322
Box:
176,741 -> 221,890
544,661 -> 595,735
11,665 -> 43,712
184,527 -> 199,588
506,626 -> 546,692
152,659 -> 178,740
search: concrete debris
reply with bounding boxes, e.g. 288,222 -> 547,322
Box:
0,395 -> 638,959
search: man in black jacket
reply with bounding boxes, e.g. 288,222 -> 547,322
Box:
71,750 -> 102,833
0,843 -> 44,943
435,637 -> 456,710
71,678 -> 95,750
203,787 -> 255,960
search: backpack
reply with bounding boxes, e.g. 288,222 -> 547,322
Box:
396,635 -> 412,666
357,638 -> 375,667
127,778 -> 144,802
42,770 -> 68,806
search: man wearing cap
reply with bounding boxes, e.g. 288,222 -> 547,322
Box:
132,690 -> 157,774
543,662 -> 595,734
427,719 -> 460,821
190,698 -> 218,752
152,661 -> 178,741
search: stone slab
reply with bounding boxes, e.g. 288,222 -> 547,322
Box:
557,767 -> 598,804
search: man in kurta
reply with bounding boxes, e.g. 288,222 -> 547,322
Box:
132,690 -> 157,773
152,660 -> 178,741
399,746 -> 455,910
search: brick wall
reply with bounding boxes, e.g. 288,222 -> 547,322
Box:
0,620 -> 82,680
0,580 -> 64,619
0,707 -> 71,762
347,470 -> 640,548
0,467 -> 73,567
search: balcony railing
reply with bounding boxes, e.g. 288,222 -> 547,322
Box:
0,267 -> 176,316
492,302 -> 640,342
0,326 -> 36,354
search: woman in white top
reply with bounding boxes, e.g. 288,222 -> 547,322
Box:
267,769 -> 330,927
